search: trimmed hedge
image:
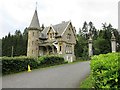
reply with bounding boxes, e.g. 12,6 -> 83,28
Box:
38,55 -> 65,67
2,56 -> 38,75
91,53 -> 119,88
2,55 -> 66,75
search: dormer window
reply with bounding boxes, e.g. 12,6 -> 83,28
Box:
48,32 -> 54,39
48,27 -> 55,40
50,33 -> 52,39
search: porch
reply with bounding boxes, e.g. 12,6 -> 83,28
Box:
39,45 -> 58,56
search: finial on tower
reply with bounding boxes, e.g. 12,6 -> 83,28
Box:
36,2 -> 38,10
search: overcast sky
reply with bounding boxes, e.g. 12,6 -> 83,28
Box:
0,0 -> 119,38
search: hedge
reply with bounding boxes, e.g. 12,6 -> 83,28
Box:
90,53 -> 119,88
2,56 -> 38,75
2,55 -> 66,75
38,55 -> 65,67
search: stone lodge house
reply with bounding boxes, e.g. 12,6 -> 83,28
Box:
27,9 -> 76,62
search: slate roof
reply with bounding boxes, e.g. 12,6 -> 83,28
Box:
52,21 -> 70,36
41,21 -> 70,38
29,10 -> 40,29
40,27 -> 49,38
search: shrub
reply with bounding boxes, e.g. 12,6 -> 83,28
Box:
90,53 -> 119,88
38,55 -> 65,67
2,56 -> 38,75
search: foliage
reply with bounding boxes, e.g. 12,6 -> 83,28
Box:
80,74 -> 95,88
2,56 -> 38,75
38,55 -> 65,67
0,38 -> 1,53
75,34 -> 88,60
2,55 -> 66,75
93,37 -> 111,55
2,29 -> 28,57
90,53 -> 119,88
75,22 -> 120,59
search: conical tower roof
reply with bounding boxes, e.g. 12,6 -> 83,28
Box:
29,10 -> 40,29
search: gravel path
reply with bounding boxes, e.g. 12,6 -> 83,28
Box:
2,61 -> 90,88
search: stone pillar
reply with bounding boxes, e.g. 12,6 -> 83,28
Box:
111,32 -> 116,52
88,36 -> 93,57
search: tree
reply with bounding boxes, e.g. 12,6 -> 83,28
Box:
75,34 -> 88,60
76,21 -> 119,59
88,21 -> 93,31
15,30 -> 22,36
0,39 -> 2,56
2,33 -> 12,56
82,21 -> 88,37
93,37 -> 111,55
2,29 -> 28,57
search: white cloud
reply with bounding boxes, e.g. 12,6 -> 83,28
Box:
0,0 -> 119,38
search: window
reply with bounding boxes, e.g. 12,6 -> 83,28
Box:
33,32 -> 34,36
65,45 -> 68,53
67,34 -> 71,40
32,50 -> 34,54
49,32 -> 54,39
52,33 -> 54,38
59,46 -> 62,52
32,41 -> 34,45
49,33 -> 52,39
48,27 -> 54,39
65,45 -> 72,54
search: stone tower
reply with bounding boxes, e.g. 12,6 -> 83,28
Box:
111,31 -> 116,52
27,9 -> 41,57
88,35 -> 93,57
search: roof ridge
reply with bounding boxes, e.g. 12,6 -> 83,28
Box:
52,21 -> 69,26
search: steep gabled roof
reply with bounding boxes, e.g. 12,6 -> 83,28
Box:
52,21 -> 70,36
41,21 -> 70,38
29,10 -> 40,29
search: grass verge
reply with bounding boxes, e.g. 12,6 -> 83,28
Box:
80,74 -> 94,88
